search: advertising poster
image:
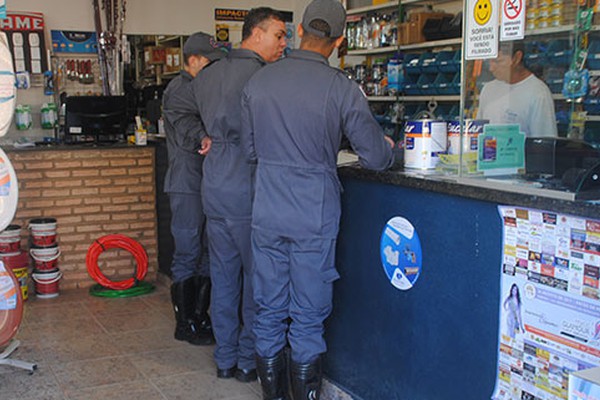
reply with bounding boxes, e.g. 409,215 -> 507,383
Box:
0,12 -> 48,74
51,30 -> 97,54
493,206 -> 600,400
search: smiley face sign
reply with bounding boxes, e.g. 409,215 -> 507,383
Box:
474,0 -> 492,25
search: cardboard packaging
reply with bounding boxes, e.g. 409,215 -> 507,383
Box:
164,47 -> 181,73
144,46 -> 166,65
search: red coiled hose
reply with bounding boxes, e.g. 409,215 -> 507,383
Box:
86,234 -> 148,290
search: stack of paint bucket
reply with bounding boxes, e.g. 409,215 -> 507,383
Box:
29,218 -> 62,299
0,224 -> 29,301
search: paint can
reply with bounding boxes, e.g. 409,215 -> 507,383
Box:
403,119 -> 447,169
0,250 -> 29,300
0,224 -> 21,253
31,268 -> 62,299
29,217 -> 57,247
30,244 -> 60,271
447,119 -> 488,155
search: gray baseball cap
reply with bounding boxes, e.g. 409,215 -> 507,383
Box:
301,0 -> 346,38
183,32 -> 225,61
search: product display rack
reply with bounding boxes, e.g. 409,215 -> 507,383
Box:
345,0 -> 463,117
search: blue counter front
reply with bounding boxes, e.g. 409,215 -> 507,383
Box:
326,175 -> 502,399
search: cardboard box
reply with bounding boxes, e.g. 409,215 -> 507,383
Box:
405,12 -> 453,44
164,47 -> 181,73
569,367 -> 600,400
144,46 -> 166,65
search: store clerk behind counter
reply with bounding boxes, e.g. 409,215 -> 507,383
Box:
477,40 -> 558,138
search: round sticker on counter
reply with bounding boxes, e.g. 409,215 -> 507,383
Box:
380,216 -> 422,290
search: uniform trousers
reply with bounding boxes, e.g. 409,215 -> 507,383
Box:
169,193 -> 209,282
251,229 -> 339,364
207,217 -> 256,370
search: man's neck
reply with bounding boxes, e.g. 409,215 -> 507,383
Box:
508,67 -> 532,84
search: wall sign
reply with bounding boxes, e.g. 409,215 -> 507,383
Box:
380,216 -> 422,291
0,12 -> 48,74
501,0 -> 525,40
493,206 -> 600,400
51,30 -> 97,54
466,0 -> 499,60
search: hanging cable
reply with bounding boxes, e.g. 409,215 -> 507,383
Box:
86,234 -> 148,290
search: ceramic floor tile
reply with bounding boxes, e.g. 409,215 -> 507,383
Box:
51,355 -> 144,391
38,332 -> 122,364
127,346 -> 215,378
110,327 -> 190,355
21,300 -> 89,326
85,295 -> 157,317
65,379 -> 166,400
94,310 -> 172,334
16,316 -> 105,342
0,366 -> 65,399
153,370 -> 259,400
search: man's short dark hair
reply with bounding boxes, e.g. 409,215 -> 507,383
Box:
242,7 -> 284,41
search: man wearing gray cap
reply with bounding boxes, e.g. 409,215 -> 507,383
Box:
241,0 -> 393,399
163,32 -> 225,347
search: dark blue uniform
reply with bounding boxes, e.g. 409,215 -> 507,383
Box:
162,70 -> 209,283
241,49 -> 393,363
193,49 -> 265,371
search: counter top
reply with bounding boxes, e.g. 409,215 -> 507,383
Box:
2,142 -> 151,152
338,163 -> 600,220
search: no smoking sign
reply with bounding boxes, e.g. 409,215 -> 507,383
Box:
501,0 -> 525,40
504,0 -> 522,20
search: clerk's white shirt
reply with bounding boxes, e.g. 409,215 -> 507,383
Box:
478,74 -> 558,137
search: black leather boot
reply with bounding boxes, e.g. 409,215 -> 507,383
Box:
194,275 -> 215,344
171,278 -> 213,346
257,351 -> 289,400
290,357 -> 322,400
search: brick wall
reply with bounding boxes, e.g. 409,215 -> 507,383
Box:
5,146 -> 159,290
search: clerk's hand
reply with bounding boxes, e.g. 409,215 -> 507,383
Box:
199,136 -> 212,155
384,136 -> 394,148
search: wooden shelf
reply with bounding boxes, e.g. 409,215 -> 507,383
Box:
347,0 -> 457,15
348,37 -> 461,56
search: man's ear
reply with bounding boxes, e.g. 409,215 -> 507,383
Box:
298,23 -> 304,38
513,49 -> 524,66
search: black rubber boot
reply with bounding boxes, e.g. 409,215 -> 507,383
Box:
290,357 -> 322,400
257,351 -> 289,400
194,275 -> 214,344
171,278 -> 214,346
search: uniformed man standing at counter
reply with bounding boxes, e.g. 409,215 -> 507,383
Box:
478,41 -> 557,137
192,8 -> 287,382
240,1 -> 394,398
163,32 -> 224,346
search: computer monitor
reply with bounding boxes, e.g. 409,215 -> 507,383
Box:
65,95 -> 128,144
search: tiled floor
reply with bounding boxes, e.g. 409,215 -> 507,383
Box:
0,281 -> 353,400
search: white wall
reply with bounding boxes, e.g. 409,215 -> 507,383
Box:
13,0 -> 304,34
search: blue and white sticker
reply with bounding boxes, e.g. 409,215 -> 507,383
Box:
380,216 -> 422,290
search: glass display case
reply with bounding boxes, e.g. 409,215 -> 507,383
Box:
344,0 -> 600,201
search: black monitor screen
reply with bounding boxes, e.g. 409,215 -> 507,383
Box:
65,96 -> 128,143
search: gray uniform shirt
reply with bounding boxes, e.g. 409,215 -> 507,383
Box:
193,49 -> 265,219
162,70 -> 206,194
241,49 -> 393,239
